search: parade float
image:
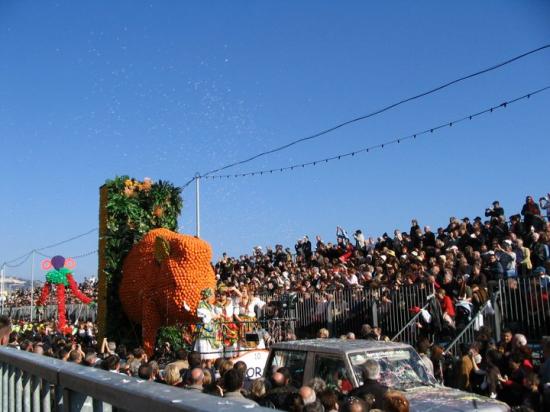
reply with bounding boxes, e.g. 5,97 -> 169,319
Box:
119,228 -> 216,354
97,177 -> 184,347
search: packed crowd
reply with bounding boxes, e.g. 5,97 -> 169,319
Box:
1,193 -> 550,411
0,314 -> 411,412
4,195 -> 550,336
5,277 -> 98,307
442,327 -> 550,411
214,194 -> 550,334
2,314 -> 550,412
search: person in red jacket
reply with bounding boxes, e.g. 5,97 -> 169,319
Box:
436,289 -> 456,328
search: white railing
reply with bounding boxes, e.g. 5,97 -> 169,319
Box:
0,347 -> 270,412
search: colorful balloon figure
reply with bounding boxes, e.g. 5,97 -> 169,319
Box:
36,255 -> 93,333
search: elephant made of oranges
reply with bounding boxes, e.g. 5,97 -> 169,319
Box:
119,228 -> 216,355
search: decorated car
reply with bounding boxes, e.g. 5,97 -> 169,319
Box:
264,339 -> 510,412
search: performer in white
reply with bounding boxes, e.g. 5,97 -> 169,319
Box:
217,286 -> 241,357
194,288 -> 220,365
238,288 -> 267,350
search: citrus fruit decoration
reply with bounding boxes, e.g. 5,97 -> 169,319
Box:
119,228 -> 216,355
97,176 -> 182,346
36,255 -> 93,333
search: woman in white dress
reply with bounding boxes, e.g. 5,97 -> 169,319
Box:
194,288 -> 221,365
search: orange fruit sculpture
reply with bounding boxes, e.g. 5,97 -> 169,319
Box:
119,228 -> 216,354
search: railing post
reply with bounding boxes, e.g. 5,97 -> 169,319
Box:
92,399 -> 113,412
40,380 -> 51,412
8,364 -> 15,412
2,362 -> 7,412
494,293 -> 502,343
15,368 -> 22,412
372,300 -> 378,327
326,299 -> 333,336
65,390 -> 94,412
55,385 -> 63,411
30,376 -> 40,412
22,372 -> 30,412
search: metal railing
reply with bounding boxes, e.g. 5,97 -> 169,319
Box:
0,347 -> 271,412
391,294 -> 435,345
443,291 -> 501,357
3,284 -> 434,340
498,276 -> 550,340
5,304 -> 97,323
288,284 -> 432,338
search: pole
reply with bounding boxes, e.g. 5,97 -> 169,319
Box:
195,173 -> 201,238
30,251 -> 35,322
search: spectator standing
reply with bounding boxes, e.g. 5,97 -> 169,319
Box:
349,359 -> 388,410
485,201 -> 505,219
186,368 -> 205,392
540,193 -> 550,222
522,196 -> 542,230
222,368 -> 258,406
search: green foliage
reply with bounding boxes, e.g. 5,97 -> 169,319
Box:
103,176 -> 182,345
156,325 -> 190,352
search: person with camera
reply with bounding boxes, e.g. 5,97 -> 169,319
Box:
485,201 -> 505,219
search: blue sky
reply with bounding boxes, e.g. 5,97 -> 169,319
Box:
1,1 -> 549,280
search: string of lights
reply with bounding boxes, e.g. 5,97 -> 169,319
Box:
197,85 -> 549,180
34,249 -> 98,260
192,44 -> 550,181
34,228 -> 98,252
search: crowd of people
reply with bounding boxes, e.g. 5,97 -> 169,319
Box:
0,314 -> 412,412
1,193 -> 550,411
2,314 -> 550,412
4,277 -> 98,307
213,194 -> 550,336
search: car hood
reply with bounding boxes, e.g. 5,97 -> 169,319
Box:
404,386 -> 510,412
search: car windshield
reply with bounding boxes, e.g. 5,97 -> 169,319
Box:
349,348 -> 436,390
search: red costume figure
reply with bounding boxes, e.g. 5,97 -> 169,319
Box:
36,255 -> 93,333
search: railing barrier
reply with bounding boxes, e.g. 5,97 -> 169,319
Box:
0,347 -> 271,412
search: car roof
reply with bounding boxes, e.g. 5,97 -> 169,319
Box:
270,338 -> 413,355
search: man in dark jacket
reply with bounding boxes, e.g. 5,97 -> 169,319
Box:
349,360 -> 388,410
264,371 -> 298,409
485,201 -> 504,219
484,252 -> 503,285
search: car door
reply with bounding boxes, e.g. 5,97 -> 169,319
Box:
264,349 -> 307,388
312,353 -> 354,394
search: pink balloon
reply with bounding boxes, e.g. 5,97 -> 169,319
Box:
41,260 -> 52,270
65,258 -> 76,270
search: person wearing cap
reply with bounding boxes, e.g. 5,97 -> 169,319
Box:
485,201 -> 505,219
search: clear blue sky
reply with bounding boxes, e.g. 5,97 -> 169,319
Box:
1,1 -> 549,280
